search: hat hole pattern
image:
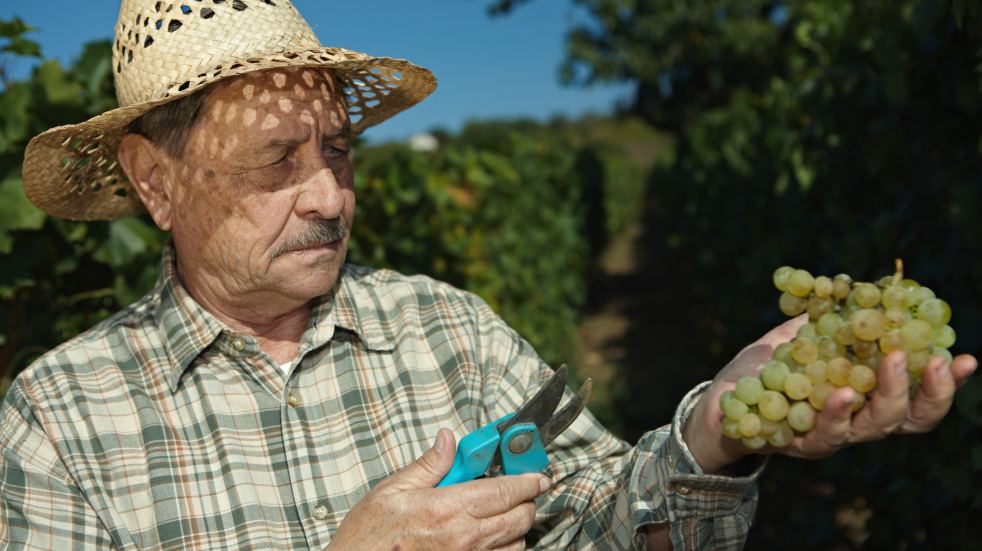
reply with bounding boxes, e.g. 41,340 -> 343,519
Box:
46,0 -> 436,219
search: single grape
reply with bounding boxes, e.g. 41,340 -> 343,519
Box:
804,360 -> 828,383
773,266 -> 794,292
758,390 -> 790,421
797,323 -> 820,341
852,339 -> 878,358
739,412 -> 762,437
881,285 -> 907,309
884,307 -> 909,329
851,309 -> 887,341
808,382 -> 835,411
933,325 -> 956,349
879,329 -> 905,354
723,398 -> 749,421
875,275 -> 894,288
851,393 -> 866,412
792,337 -> 819,364
813,276 -> 834,298
761,360 -> 791,391
916,298 -> 951,328
784,372 -> 813,401
807,296 -> 835,321
901,319 -> 934,351
719,390 -> 736,409
904,286 -> 935,309
742,435 -> 768,450
817,313 -> 844,337
787,402 -> 818,432
833,274 -> 852,300
735,376 -> 765,405
935,348 -> 954,363
853,283 -> 882,308
816,336 -> 842,360
767,421 -> 795,447
833,324 -> 857,346
722,418 -> 742,439
827,357 -> 853,386
772,343 -> 795,365
779,292 -> 808,316
849,363 -> 877,393
759,418 -> 780,437
787,269 -> 815,298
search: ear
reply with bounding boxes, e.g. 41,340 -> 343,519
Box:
117,134 -> 174,231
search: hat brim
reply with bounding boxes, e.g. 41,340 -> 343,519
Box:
22,47 -> 437,221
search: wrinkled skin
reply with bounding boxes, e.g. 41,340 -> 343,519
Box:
117,68 -> 978,551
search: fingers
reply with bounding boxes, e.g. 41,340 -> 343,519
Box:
387,429 -> 457,490
950,354 -> 978,389
849,352 -> 909,440
901,355 -> 957,433
490,538 -> 527,551
479,501 -> 536,550
458,474 -> 549,518
760,314 -> 810,346
791,386 -> 854,459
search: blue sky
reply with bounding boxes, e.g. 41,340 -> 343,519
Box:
2,0 -> 632,143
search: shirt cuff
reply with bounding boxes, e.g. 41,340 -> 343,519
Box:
629,381 -> 767,549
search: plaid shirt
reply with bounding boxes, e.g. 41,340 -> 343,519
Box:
1,247 -> 763,550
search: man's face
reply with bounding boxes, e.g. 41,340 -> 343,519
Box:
165,67 -> 354,306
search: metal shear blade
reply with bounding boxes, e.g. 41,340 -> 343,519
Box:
491,365 -> 593,470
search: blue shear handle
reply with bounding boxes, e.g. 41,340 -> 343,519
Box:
437,413 -> 515,488
500,423 -> 549,475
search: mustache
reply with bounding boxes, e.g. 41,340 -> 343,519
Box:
272,218 -> 348,258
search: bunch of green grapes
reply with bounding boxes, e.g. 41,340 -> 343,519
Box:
720,260 -> 956,450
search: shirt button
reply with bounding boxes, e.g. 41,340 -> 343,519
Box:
676,484 -> 691,495
231,337 -> 246,351
312,504 -> 329,520
287,393 -> 299,408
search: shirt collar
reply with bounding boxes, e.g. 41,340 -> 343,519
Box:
153,245 -> 395,393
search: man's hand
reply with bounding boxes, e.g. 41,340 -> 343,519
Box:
683,315 -> 978,474
327,429 -> 549,551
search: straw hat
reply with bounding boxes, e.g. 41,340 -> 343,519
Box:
22,0 -> 437,221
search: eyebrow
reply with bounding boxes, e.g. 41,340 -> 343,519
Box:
262,126 -> 352,149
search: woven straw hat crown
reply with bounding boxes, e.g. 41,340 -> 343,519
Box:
22,0 -> 436,220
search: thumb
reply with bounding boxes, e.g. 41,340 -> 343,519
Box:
389,428 -> 457,490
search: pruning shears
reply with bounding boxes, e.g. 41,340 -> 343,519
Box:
437,365 -> 593,487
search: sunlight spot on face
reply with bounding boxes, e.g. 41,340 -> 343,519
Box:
299,109 -> 315,125
209,136 -> 220,157
224,103 -> 238,123
329,110 -> 340,126
302,71 -> 315,88
242,84 -> 255,100
272,72 -> 287,88
278,98 -> 293,113
261,113 -> 281,130
243,108 -> 257,127
260,90 -> 271,104
312,99 -> 323,113
211,100 -> 224,121
293,83 -> 307,100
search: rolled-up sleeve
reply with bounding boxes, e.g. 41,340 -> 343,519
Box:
471,295 -> 765,550
0,384 -> 116,550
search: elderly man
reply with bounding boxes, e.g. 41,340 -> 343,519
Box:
4,1 -> 977,550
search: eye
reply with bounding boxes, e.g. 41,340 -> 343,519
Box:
323,144 -> 349,159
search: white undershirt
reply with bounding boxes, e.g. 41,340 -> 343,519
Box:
278,362 -> 292,375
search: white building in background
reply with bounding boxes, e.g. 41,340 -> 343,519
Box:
409,132 -> 439,152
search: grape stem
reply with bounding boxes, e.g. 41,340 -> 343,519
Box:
892,258 -> 904,286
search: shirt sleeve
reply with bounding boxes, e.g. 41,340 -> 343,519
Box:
0,382 -> 117,549
471,296 -> 765,550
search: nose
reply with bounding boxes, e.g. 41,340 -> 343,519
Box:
294,151 -> 348,221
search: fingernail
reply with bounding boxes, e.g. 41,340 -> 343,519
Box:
539,476 -> 551,493
434,430 -> 446,452
937,364 -> 950,379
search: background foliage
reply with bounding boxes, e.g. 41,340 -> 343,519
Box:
3,0 -> 982,548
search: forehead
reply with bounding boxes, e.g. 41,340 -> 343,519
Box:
200,67 -> 348,133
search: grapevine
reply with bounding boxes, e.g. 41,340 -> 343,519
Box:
721,260 -> 957,450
